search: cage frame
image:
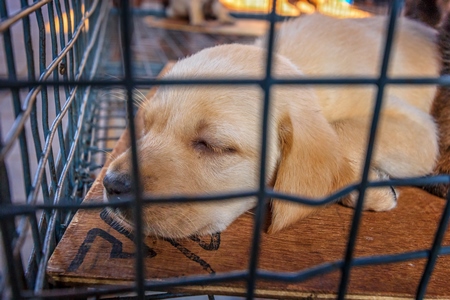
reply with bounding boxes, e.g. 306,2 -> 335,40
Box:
0,0 -> 450,299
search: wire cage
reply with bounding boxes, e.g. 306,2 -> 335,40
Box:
0,0 -> 449,299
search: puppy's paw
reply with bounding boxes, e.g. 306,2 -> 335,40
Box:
190,18 -> 207,26
341,168 -> 398,211
218,15 -> 236,24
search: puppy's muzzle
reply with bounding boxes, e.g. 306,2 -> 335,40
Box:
103,172 -> 132,201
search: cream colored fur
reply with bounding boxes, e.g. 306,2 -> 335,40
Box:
105,14 -> 439,238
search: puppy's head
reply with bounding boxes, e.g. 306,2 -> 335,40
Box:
103,44 -> 352,238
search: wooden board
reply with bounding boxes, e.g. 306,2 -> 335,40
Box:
47,63 -> 450,299
144,16 -> 268,37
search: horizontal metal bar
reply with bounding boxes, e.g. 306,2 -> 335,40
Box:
2,75 -> 450,90
22,271 -> 248,299
0,190 -> 259,217
0,0 -> 52,33
267,175 -> 450,206
369,175 -> 450,187
1,174 -> 449,217
94,136 -> 122,141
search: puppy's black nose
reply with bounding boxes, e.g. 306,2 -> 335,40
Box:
103,172 -> 132,196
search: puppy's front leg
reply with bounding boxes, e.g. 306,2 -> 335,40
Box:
212,0 -> 235,24
189,0 -> 206,26
332,102 -> 438,211
333,118 -> 400,211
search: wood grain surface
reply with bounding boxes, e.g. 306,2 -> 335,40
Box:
47,63 -> 450,299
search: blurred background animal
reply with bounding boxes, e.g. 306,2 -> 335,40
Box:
405,0 -> 450,198
163,0 -> 235,25
287,0 -> 325,11
404,0 -> 450,27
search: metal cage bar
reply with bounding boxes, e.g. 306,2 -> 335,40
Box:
337,1 -> 403,297
1,0 -> 450,299
118,1 -> 147,298
247,1 -> 278,299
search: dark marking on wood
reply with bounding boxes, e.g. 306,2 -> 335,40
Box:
68,228 -> 151,272
100,208 -> 217,274
190,233 -> 221,251
164,238 -> 216,274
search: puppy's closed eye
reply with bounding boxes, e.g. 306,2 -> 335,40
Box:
192,139 -> 237,154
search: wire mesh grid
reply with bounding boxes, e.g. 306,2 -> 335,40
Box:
0,0 -> 450,299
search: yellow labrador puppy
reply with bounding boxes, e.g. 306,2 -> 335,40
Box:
103,14 -> 439,238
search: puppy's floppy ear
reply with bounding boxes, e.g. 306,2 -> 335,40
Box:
268,102 -> 354,233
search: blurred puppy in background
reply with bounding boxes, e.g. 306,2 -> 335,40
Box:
163,0 -> 235,25
404,0 -> 450,28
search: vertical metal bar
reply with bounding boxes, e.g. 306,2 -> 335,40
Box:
66,0 -> 75,81
47,0 -> 68,176
64,0 -> 77,198
25,212 -> 44,289
35,4 -> 59,197
73,0 -> 82,74
337,1 -> 403,298
416,196 -> 450,298
20,0 -> 36,81
55,0 -> 70,97
54,0 -> 75,225
19,0 -> 51,207
119,1 -> 146,299
0,122 -> 22,298
246,1 -> 278,299
72,0 -> 81,118
46,0 -> 68,241
0,220 -> 22,299
19,0 -> 47,287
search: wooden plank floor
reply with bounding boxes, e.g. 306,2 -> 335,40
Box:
48,61 -> 450,299
144,16 -> 268,37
